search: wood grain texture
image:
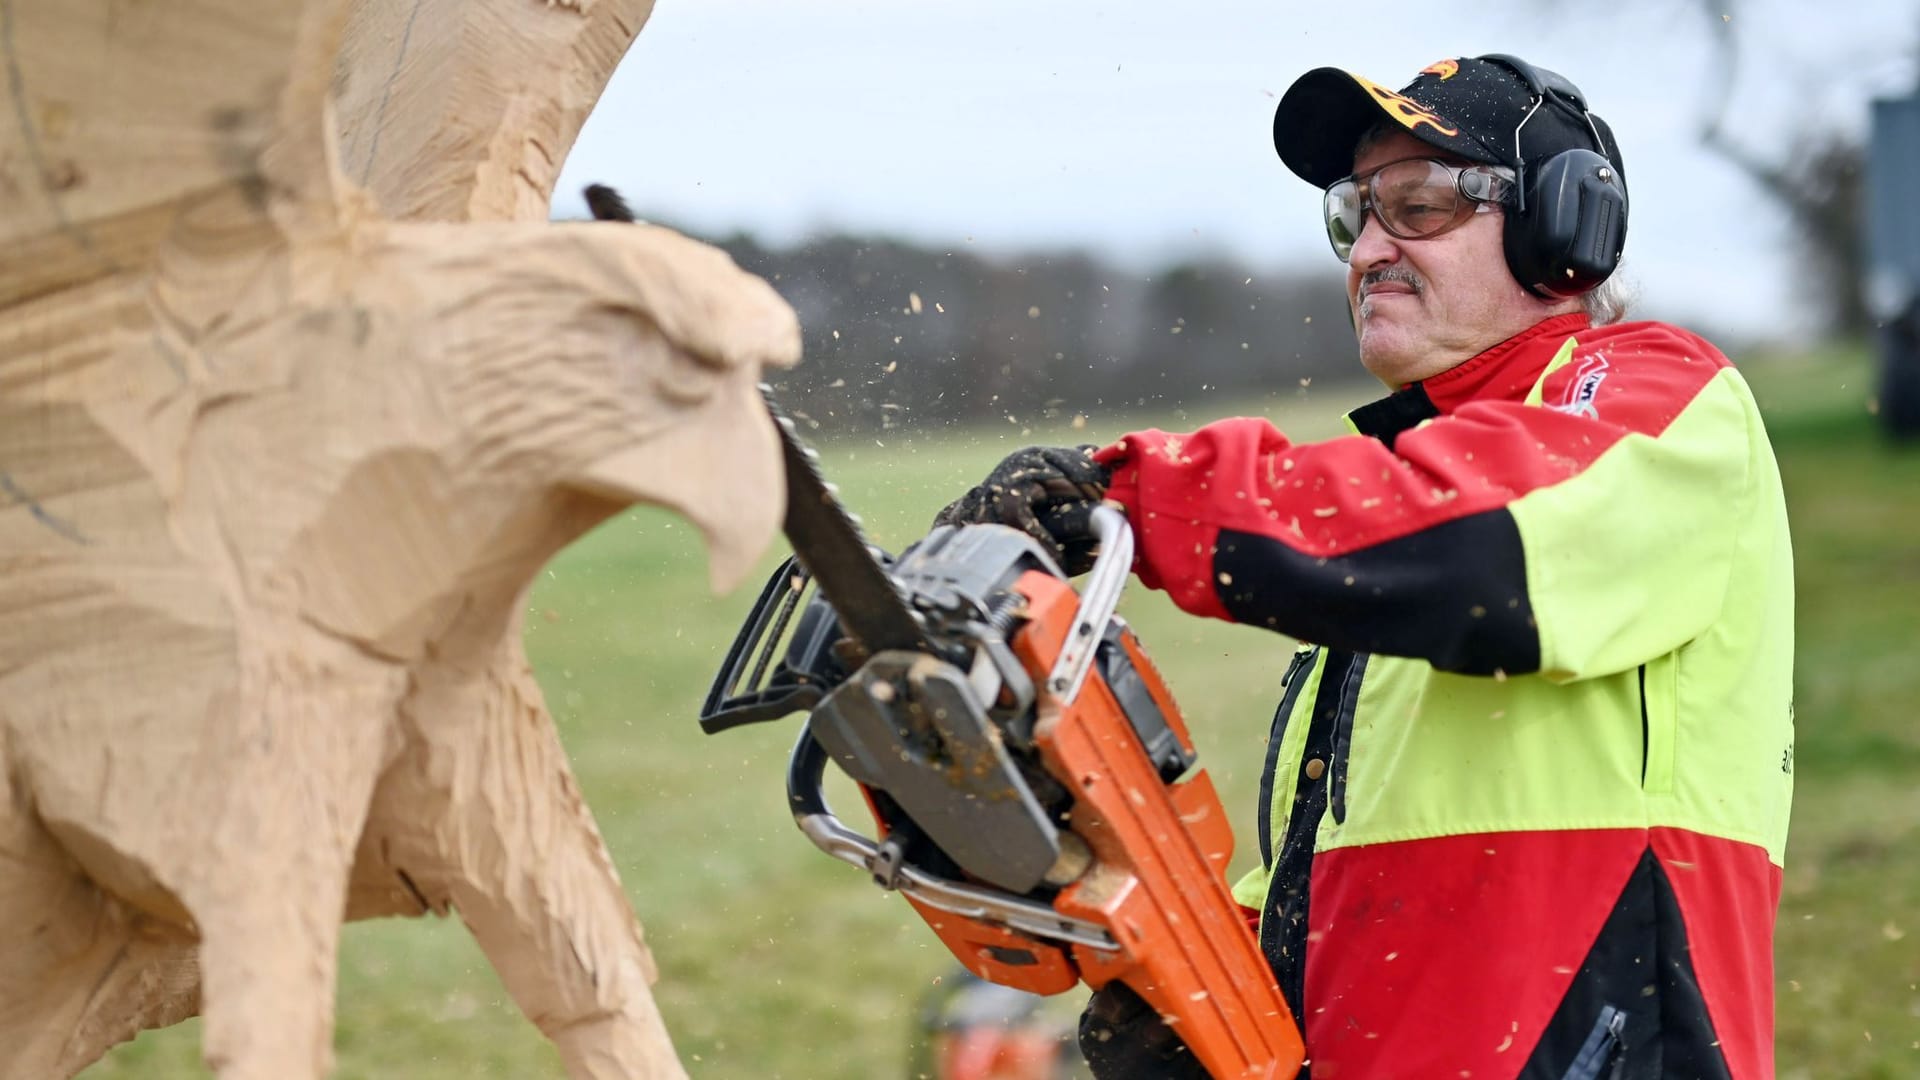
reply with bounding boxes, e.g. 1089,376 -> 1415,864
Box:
0,1 -> 796,1076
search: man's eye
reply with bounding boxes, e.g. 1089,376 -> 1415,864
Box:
1397,202 -> 1450,229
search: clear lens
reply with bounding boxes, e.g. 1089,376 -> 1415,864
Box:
1321,159 -> 1509,263
1324,181 -> 1363,261
1372,159 -> 1465,239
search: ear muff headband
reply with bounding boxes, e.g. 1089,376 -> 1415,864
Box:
1473,53 -> 1629,298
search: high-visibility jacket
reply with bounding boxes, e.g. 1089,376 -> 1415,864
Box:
1094,313 -> 1793,1079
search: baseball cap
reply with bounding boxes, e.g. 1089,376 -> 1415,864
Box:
1272,55 -> 1624,190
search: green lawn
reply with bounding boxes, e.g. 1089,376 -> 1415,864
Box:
1739,346 -> 1920,1078
89,349 -> 1919,1078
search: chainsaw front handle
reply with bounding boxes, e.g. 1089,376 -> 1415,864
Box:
1044,503 -> 1131,704
786,727 -> 1119,951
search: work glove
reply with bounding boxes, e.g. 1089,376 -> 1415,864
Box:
931,444 -> 1110,575
1077,981 -> 1209,1080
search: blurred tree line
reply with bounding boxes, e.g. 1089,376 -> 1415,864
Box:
693,230 -> 1358,434
1537,0 -> 1881,337
1683,0 -> 1871,337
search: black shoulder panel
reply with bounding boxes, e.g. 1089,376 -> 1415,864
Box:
1215,509 -> 1541,676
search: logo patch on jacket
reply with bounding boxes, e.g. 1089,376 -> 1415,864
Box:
1552,354 -> 1610,418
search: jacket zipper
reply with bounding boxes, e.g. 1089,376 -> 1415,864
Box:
1258,646 -> 1319,869
1259,648 -> 1358,1020
1639,655 -> 1676,795
1561,1004 -> 1628,1080
1637,664 -> 1649,785
1328,653 -> 1370,826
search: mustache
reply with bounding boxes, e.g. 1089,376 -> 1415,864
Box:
1359,267 -> 1424,297
1356,267 -> 1423,319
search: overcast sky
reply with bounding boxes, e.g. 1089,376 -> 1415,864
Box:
555,0 -> 1918,343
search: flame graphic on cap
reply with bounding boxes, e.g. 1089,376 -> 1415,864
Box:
1351,74 -> 1460,137
1421,59 -> 1460,80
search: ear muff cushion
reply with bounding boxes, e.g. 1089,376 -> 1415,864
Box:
1505,148 -> 1628,298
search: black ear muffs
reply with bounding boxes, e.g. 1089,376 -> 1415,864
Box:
1477,53 -> 1630,299
1503,147 -> 1628,298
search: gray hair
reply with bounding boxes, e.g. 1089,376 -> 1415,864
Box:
1579,270 -> 1634,325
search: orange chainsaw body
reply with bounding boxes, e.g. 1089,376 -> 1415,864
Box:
899,569 -> 1305,1080
701,435 -> 1306,1079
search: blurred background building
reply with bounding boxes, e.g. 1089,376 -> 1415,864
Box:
1868,73 -> 1920,435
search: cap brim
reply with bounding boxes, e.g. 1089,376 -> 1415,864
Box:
1273,68 -> 1498,188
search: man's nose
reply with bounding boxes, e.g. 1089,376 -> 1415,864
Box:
1348,210 -> 1403,270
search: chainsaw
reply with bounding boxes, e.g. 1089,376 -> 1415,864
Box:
700,397 -> 1305,1080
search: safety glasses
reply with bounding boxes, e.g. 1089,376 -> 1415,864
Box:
1323,157 -> 1514,262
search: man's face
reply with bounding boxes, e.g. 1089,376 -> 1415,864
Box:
1345,130 -> 1570,387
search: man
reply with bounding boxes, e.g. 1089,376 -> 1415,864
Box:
935,55 -> 1793,1079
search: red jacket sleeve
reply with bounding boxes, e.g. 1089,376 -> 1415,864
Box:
1092,322 -> 1749,677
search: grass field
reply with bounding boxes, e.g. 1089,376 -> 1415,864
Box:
89,346 -> 1919,1078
